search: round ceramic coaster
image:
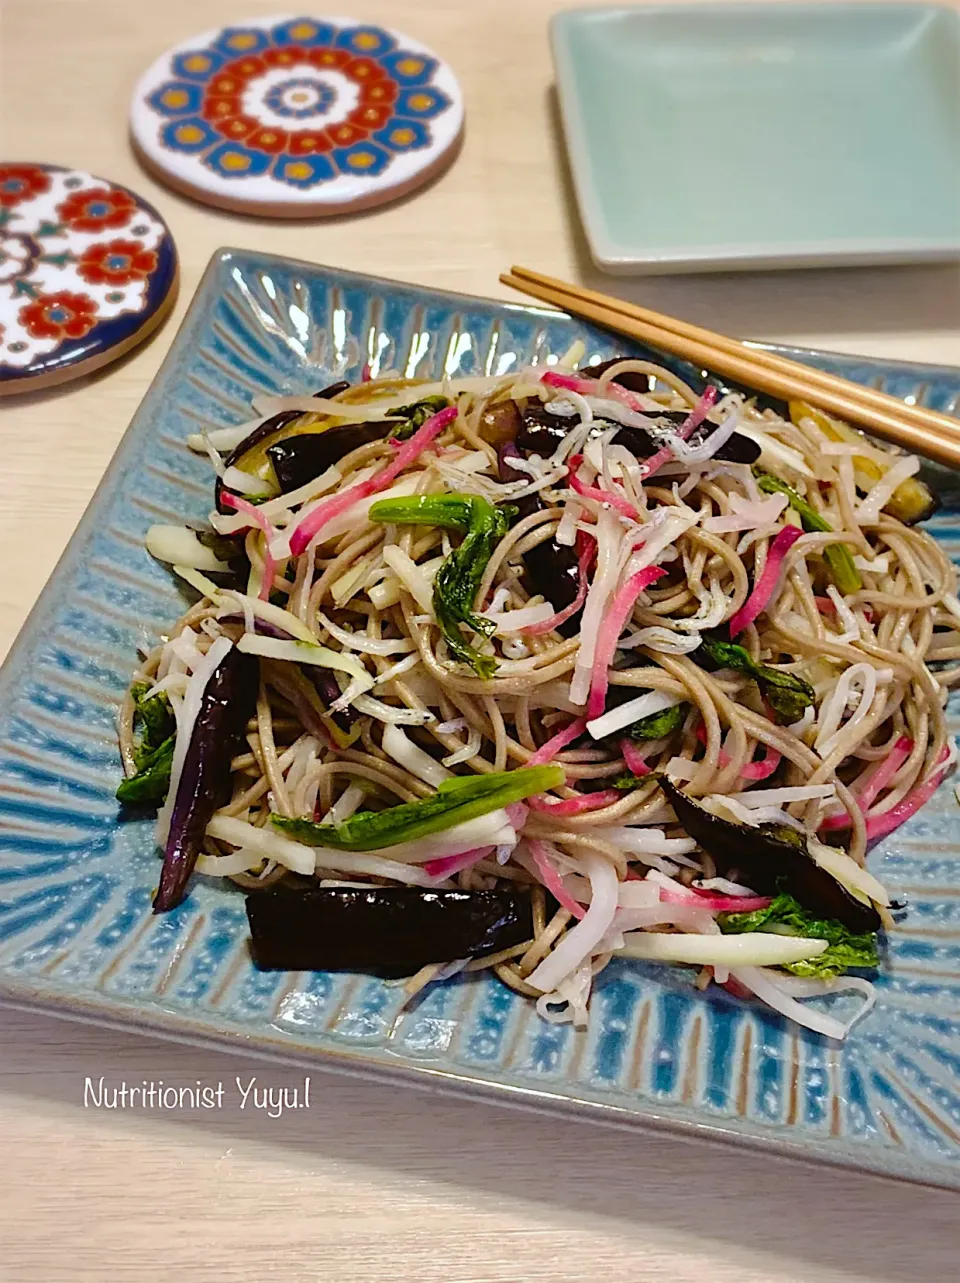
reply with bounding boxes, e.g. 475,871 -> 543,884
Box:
0,164 -> 178,395
130,16 -> 464,217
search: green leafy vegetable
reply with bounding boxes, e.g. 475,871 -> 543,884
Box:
118,684 -> 176,805
369,493 -> 516,679
755,472 -> 861,595
627,702 -> 686,741
117,735 -> 174,805
698,635 -> 814,725
611,772 -> 651,791
718,891 -> 879,978
130,682 -> 174,761
273,764 -> 564,851
387,395 -> 451,441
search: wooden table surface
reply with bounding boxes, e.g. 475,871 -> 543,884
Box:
1,2 -> 959,1279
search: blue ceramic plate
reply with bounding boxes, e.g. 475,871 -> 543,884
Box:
2,249 -> 960,1187
551,3 -> 960,274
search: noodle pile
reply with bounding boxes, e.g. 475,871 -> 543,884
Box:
121,348 -> 960,1038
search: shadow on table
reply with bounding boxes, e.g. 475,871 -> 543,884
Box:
3,1005 -> 956,1283
542,87 -> 960,353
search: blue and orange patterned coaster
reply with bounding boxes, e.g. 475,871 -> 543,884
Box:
0,164 -> 178,394
130,16 -> 464,217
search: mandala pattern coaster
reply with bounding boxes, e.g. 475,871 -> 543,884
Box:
130,16 -> 464,217
0,164 -> 178,394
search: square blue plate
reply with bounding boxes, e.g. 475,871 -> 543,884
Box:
2,249 -> 960,1187
551,3 -> 960,273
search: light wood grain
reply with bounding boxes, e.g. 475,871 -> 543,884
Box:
1,2 -> 959,1280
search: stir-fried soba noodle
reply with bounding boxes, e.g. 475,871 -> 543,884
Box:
120,346 -> 960,1039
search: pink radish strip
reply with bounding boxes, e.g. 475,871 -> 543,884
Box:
361,362 -> 372,382
540,369 -> 644,413
694,721 -> 777,780
568,453 -> 641,520
819,735 -> 913,832
641,384 -> 718,481
528,789 -> 622,816
529,839 -> 585,919
423,846 -> 494,879
729,524 -> 803,637
857,735 -> 914,811
587,565 -> 667,718
221,493 -> 278,601
864,744 -> 952,843
522,533 -> 595,636
658,883 -> 772,913
738,742 -> 782,781
527,717 -> 587,766
619,738 -> 652,775
288,405 -> 457,556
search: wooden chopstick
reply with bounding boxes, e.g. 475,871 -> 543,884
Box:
501,267 -> 960,470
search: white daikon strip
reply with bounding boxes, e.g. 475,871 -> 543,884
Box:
526,851 -> 619,994
808,837 -> 890,906
220,466 -> 275,497
855,454 -> 920,524
205,814 -> 435,884
236,633 -> 371,687
322,783 -> 367,826
380,546 -> 438,612
195,848 -> 260,877
382,724 -> 452,788
617,932 -> 828,967
736,424 -> 815,478
146,525 -> 230,572
586,689 -> 681,741
482,601 -> 556,634
726,784 -> 837,807
187,419 -> 265,453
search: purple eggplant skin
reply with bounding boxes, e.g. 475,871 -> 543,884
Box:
153,647 -> 259,914
214,380 -> 351,514
660,778 -> 881,933
498,442 -> 582,635
267,420 -> 392,492
246,886 -> 533,975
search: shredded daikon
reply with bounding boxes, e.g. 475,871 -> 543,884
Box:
382,724 -> 452,788
587,689 -> 681,741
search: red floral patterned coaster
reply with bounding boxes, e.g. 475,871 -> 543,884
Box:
129,16 -> 463,217
0,164 -> 178,394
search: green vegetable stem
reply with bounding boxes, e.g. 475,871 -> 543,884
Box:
273,764 -> 564,851
698,634 -> 814,725
755,472 -> 861,595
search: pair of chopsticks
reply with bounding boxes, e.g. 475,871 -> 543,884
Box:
500,266 -> 960,470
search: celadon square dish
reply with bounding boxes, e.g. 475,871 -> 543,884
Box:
2,250 -> 960,1187
551,3 -> 960,273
